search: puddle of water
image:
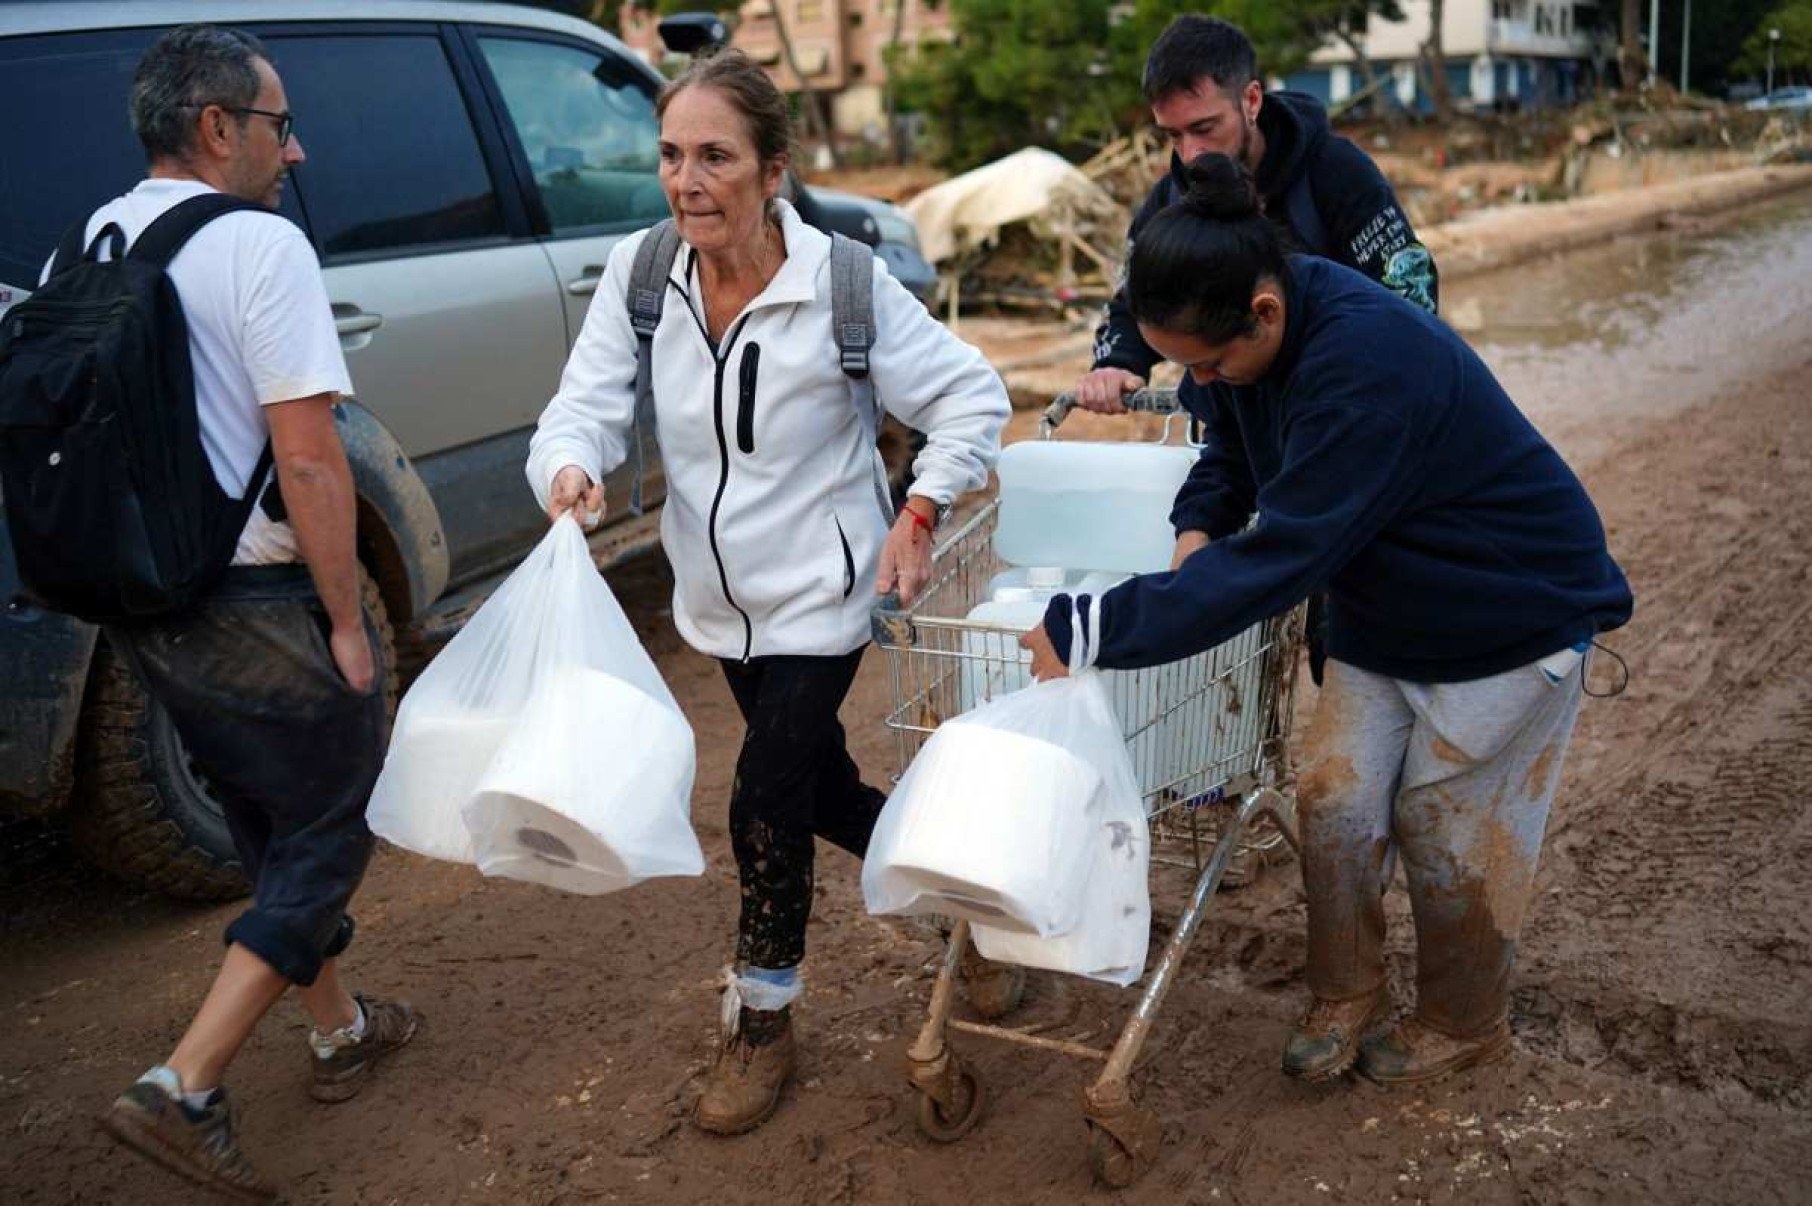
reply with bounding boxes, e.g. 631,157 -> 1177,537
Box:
1443,194 -> 1812,466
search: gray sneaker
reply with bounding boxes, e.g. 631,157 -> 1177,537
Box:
101,1081 -> 275,1201
309,993 -> 420,1103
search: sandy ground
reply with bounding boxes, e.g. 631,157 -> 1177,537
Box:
3,197 -> 1812,1204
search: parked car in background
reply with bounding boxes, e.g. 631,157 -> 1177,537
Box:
0,0 -> 936,899
1745,86 -> 1812,112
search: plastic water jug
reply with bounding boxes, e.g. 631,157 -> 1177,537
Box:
994,441 -> 1198,575
959,571 -> 1128,707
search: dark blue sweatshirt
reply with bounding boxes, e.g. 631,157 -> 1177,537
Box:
1046,256 -> 1633,683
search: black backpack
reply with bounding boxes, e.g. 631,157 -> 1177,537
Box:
0,193 -> 272,622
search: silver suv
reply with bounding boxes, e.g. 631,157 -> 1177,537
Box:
0,0 -> 933,898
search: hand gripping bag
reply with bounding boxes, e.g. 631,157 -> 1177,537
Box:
366,517 -> 703,893
861,671 -> 1137,936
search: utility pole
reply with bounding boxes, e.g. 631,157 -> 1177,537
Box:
1679,0 -> 1691,93
1768,27 -> 1781,97
1648,0 -> 1659,76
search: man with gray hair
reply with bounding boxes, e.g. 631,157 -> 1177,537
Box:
48,26 -> 418,1199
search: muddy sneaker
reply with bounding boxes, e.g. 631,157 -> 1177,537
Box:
960,940 -> 1026,1020
1358,1016 -> 1513,1086
693,1006 -> 797,1136
101,1081 -> 275,1201
1281,991 -> 1392,1081
309,993 -> 421,1104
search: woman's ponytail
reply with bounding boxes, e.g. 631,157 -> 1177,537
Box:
1129,153 -> 1285,345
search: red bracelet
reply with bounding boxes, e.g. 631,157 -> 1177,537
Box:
904,504 -> 935,535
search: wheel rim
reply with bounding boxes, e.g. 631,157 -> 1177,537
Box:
151,703 -> 229,828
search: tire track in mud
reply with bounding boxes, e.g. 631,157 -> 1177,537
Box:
1509,359 -> 1812,1109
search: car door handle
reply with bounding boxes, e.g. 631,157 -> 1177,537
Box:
332,304 -> 383,351
565,267 -> 605,296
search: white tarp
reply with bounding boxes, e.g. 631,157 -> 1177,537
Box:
904,147 -> 1120,265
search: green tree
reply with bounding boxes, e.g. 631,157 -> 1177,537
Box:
1735,0 -> 1812,83
890,0 -> 1131,169
892,0 -> 1414,170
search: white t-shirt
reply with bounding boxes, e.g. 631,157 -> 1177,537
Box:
41,178 -> 352,564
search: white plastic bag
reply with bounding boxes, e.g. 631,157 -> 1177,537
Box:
366,517 -> 704,894
862,672 -> 1139,936
970,797 -> 1150,987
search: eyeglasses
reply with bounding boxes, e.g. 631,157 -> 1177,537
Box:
188,104 -> 295,147
230,106 -> 295,147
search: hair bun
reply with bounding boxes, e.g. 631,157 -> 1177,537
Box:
1180,154 -> 1261,222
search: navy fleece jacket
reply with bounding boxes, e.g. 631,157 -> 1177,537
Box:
1046,256 -> 1633,683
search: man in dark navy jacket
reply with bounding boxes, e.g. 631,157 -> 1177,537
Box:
1073,14 -> 1437,415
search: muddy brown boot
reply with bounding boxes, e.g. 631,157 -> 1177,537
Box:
693,1006 -> 796,1136
1358,1016 -> 1512,1086
1281,990 -> 1391,1081
960,940 -> 1026,1020
101,1081 -> 276,1201
310,993 -> 421,1103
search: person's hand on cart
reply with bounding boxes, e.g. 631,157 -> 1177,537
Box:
1020,624 -> 1069,681
877,496 -> 939,607
1072,367 -> 1146,415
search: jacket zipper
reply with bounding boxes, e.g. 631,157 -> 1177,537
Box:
736,343 -> 760,455
704,312 -> 756,661
835,516 -> 855,599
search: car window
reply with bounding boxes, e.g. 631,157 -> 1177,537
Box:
477,36 -> 667,235
0,30 -> 307,289
267,32 -> 503,258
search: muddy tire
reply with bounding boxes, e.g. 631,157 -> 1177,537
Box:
913,1065 -> 985,1143
64,570 -> 397,902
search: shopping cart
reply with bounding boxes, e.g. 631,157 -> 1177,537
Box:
869,389 -> 1305,1187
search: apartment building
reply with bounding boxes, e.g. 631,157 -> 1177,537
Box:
1292,0 -> 1616,111
617,0 -> 954,138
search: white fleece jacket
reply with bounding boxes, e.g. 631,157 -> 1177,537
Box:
527,201 -> 1009,661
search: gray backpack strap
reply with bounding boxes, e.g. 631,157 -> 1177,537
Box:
625,219 -> 683,515
829,233 -> 893,523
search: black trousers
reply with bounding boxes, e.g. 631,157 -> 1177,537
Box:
720,648 -> 888,970
105,565 -> 386,986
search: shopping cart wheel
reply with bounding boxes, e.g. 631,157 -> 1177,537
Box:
914,1065 -> 985,1142
1085,1107 -> 1159,1188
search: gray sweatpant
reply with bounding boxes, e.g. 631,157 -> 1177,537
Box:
1296,653 -> 1585,1038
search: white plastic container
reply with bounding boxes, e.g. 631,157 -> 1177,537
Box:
959,570 -> 1129,708
994,441 -> 1197,575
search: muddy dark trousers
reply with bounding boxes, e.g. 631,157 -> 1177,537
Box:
104,565 -> 387,986
720,648 -> 889,970
1296,654 -> 1585,1037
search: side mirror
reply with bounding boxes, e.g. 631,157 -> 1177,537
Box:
658,12 -> 730,57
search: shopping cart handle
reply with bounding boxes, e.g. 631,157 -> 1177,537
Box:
1039,388 -> 1181,435
871,590 -> 916,649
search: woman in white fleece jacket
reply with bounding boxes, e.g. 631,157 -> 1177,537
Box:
526,51 -> 1008,1135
